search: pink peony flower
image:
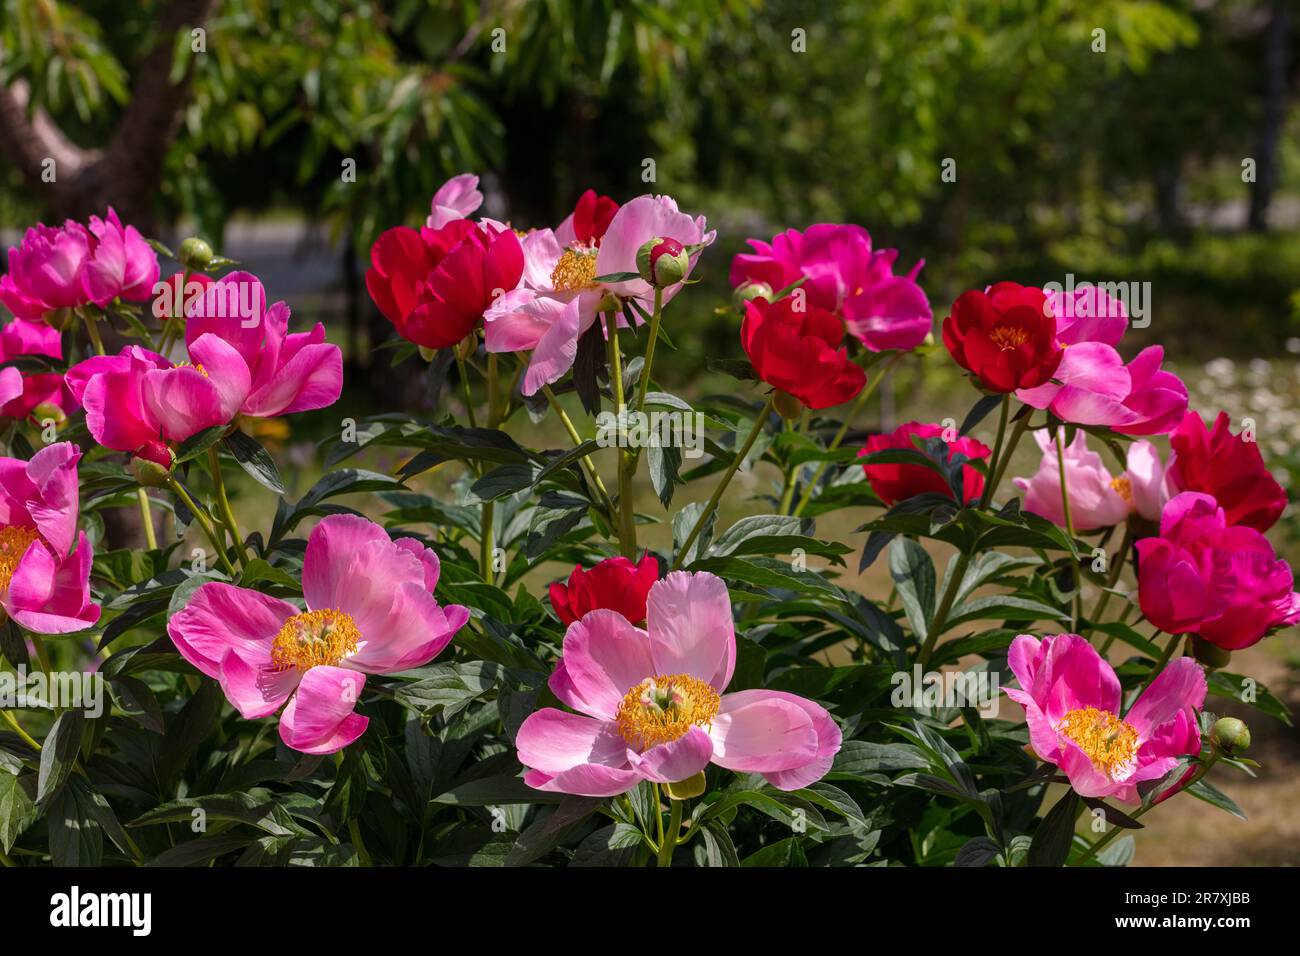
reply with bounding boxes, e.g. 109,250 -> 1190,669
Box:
1136,492 -> 1300,650
66,272 -> 342,450
516,571 -> 842,797
167,515 -> 470,754
0,221 -> 92,319
484,194 -> 714,395
1003,633 -> 1204,804
0,319 -> 74,422
80,207 -> 161,307
1016,287 -> 1187,435
0,442 -> 100,633
729,224 -> 931,352
426,173 -> 484,230
1013,431 -> 1167,530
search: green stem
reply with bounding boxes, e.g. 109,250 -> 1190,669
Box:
981,408 -> 1032,509
1054,429 -> 1081,630
207,445 -> 247,569
0,847 -> 15,867
1127,631 -> 1177,711
608,321 -> 637,558
348,817 -> 373,867
167,477 -> 238,577
455,353 -> 479,428
82,309 -> 106,356
978,396 -> 1011,509
538,381 -> 614,513
652,782 -> 665,850
917,551 -> 971,668
1092,527 -> 1133,651
480,354 -> 501,581
791,353 -> 899,517
1,708 -> 41,752
657,796 -> 683,868
136,488 -> 158,550
29,634 -> 52,682
672,395 -> 776,570
634,287 -> 664,417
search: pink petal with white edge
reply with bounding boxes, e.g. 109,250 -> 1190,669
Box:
515,708 -> 628,775
708,689 -> 820,774
522,298 -> 583,395
302,514 -> 392,612
646,570 -> 735,691
166,581 -> 298,679
627,725 -> 713,783
23,441 -> 80,557
524,764 -> 642,798
558,609 -> 655,721
345,581 -> 467,673
217,651 -> 300,719
1125,656 -> 1206,741
278,666 -> 368,755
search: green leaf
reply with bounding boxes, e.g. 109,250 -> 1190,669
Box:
224,431 -> 286,494
1186,778 -> 1246,820
0,772 -> 37,853
37,711 -> 85,805
1029,790 -> 1080,867
175,425 -> 228,463
889,537 -> 936,639
505,795 -> 604,866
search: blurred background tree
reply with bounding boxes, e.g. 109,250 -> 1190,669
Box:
1,0 -> 1297,363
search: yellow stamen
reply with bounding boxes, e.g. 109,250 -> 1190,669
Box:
1110,475 -> 1133,506
0,526 -> 40,591
175,361 -> 209,377
988,325 -> 1029,350
550,248 -> 598,292
1057,706 -> 1138,779
270,609 -> 360,671
615,674 -> 721,750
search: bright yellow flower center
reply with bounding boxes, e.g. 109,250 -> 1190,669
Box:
176,361 -> 209,377
0,526 -> 40,591
989,325 -> 1029,350
550,248 -> 598,292
615,674 -> 721,750
1110,475 -> 1133,506
1057,706 -> 1139,779
270,609 -> 360,671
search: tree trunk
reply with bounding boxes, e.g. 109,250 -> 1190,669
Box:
1248,1 -> 1292,232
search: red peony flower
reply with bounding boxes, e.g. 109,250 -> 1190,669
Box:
942,282 -> 1062,393
1166,410 -> 1287,532
365,219 -> 522,350
549,553 -> 658,627
741,297 -> 867,411
859,421 -> 991,505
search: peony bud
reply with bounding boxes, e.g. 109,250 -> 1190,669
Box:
1210,716 -> 1251,754
636,237 -> 689,289
664,771 -> 707,800
131,440 -> 175,487
30,401 -> 67,427
732,281 -> 773,306
177,237 -> 215,271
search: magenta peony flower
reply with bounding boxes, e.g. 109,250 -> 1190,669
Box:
1016,287 -> 1187,435
80,207 -> 161,307
167,515 -> 470,754
0,442 -> 100,633
516,571 -> 842,797
1136,492 -> 1300,650
1003,633 -> 1204,803
66,272 -> 342,450
730,224 -> 931,352
0,319 -> 74,422
484,194 -> 714,395
0,221 -> 92,319
1013,431 -> 1168,530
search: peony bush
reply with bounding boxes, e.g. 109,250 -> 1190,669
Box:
0,179 -> 1292,868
